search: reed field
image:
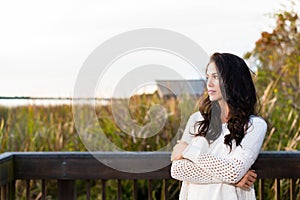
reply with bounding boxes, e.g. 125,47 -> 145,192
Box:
0,81 -> 299,199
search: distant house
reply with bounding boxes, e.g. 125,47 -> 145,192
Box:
155,79 -> 206,98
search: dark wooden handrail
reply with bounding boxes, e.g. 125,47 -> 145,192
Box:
1,152 -> 171,180
1,151 -> 300,200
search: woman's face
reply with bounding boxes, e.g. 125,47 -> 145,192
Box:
206,62 -> 223,102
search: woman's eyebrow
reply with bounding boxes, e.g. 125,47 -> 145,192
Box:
206,72 -> 218,75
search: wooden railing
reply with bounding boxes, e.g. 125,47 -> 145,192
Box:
0,151 -> 299,200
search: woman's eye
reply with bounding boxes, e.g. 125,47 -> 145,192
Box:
206,75 -> 219,80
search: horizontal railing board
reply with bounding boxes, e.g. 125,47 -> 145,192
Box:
1,151 -> 300,200
0,151 -> 300,182
253,151 -> 300,179
12,152 -> 172,180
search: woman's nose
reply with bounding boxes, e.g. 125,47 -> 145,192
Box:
206,77 -> 213,87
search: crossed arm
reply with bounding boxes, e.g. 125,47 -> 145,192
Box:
171,141 -> 257,189
170,115 -> 266,189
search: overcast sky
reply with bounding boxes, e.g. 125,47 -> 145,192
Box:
0,0 -> 292,98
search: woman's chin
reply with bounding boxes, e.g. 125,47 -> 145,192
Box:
209,96 -> 222,102
209,96 -> 216,101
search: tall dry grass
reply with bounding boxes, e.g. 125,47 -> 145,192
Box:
0,93 -> 194,199
255,66 -> 300,199
0,87 -> 299,199
259,76 -> 300,151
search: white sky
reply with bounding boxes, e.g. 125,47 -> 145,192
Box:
0,0 -> 292,98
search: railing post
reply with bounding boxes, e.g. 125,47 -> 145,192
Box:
9,180 -> 15,200
86,180 -> 91,200
133,179 -> 137,200
41,180 -> 46,200
148,180 -> 152,200
117,179 -> 122,200
57,180 -> 76,200
274,179 -> 280,200
26,180 -> 30,199
102,180 -> 106,200
163,179 -> 168,200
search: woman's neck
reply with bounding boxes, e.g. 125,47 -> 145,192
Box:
218,99 -> 230,123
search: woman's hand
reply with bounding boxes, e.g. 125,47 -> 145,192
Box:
171,140 -> 188,161
236,170 -> 257,189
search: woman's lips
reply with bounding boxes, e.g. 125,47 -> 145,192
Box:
208,90 -> 216,95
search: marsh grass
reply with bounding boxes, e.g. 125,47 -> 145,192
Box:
0,86 -> 299,199
254,70 -> 300,199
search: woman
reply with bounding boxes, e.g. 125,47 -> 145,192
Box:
171,53 -> 267,200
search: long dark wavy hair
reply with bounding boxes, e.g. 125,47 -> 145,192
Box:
195,52 -> 258,150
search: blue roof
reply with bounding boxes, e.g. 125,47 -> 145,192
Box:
156,79 -> 205,97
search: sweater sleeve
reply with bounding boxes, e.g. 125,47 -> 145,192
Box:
173,116 -> 267,184
171,112 -> 222,183
171,135 -> 223,183
171,159 -> 222,184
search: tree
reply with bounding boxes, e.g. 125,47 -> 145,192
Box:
245,1 -> 300,151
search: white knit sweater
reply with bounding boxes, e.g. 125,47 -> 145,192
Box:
171,112 -> 267,200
